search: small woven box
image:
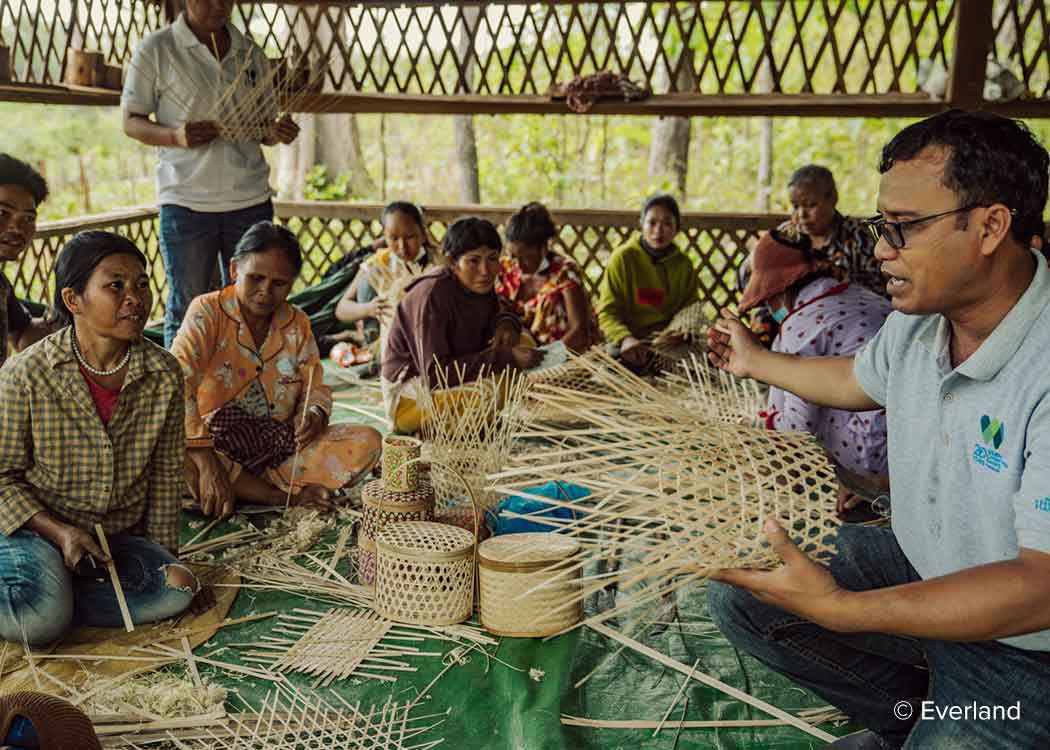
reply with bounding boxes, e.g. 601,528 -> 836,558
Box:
374,521 -> 476,626
478,532 -> 581,637
360,478 -> 435,554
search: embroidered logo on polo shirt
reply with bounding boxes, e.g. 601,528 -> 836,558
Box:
972,415 -> 1008,473
1034,497 -> 1050,512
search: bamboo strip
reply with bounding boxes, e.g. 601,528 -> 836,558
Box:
589,623 -> 835,742
95,524 -> 134,633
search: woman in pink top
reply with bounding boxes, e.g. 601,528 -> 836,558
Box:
739,229 -> 891,509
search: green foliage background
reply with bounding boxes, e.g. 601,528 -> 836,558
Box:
7,102 -> 1050,223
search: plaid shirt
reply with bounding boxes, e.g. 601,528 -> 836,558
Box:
0,326 -> 185,551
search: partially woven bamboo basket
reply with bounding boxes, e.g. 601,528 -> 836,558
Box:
478,532 -> 581,637
374,459 -> 478,625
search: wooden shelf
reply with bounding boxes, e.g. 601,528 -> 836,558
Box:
3,79 -> 1046,119
287,92 -> 956,118
0,81 -> 120,106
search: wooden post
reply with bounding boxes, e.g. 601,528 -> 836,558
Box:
0,47 -> 10,83
947,1 -> 995,110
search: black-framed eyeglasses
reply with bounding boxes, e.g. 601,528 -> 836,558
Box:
863,204 -> 980,250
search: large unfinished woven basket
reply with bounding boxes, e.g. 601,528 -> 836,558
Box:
478,532 -> 581,637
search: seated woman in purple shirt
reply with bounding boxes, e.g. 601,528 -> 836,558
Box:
738,228 -> 891,514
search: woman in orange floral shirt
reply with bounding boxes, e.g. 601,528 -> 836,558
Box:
495,202 -> 599,352
172,222 -> 382,519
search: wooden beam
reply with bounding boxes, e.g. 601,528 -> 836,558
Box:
947,1 -> 994,110
0,82 -> 119,106
286,91 -> 950,118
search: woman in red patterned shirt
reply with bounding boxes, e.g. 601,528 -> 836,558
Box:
495,202 -> 599,353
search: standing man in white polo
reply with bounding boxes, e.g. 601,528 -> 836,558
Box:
707,110 -> 1050,749
122,0 -> 299,346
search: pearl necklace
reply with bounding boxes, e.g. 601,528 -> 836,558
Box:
72,333 -> 131,377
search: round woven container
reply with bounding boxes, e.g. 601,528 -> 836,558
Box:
360,478 -> 435,555
374,521 -> 476,625
478,532 -> 582,637
383,435 -> 422,492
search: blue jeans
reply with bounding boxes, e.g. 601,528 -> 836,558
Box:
708,525 -> 1050,748
0,529 -> 197,646
158,200 -> 274,346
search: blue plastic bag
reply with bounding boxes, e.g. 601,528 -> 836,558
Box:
486,481 -> 590,536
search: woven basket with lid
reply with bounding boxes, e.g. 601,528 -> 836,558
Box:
360,478 -> 435,555
374,521 -> 476,625
478,532 -> 582,637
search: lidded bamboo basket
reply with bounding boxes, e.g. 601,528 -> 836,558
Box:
374,457 -> 480,625
374,521 -> 476,625
478,532 -> 581,637
360,478 -> 435,555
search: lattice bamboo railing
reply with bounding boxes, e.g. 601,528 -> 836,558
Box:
21,202 -> 784,321
1,1 -> 1047,116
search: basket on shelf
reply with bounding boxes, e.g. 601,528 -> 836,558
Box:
374,459 -> 478,626
478,532 -> 581,637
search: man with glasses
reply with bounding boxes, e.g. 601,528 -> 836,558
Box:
706,110 -> 1050,749
0,154 -> 51,368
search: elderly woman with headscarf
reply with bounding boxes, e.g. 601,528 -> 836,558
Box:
741,165 -> 884,344
738,229 -> 892,505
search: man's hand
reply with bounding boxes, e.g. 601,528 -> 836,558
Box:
490,321 -> 520,350
292,484 -> 336,513
510,346 -> 543,370
711,517 -> 848,631
189,449 -> 236,519
707,308 -> 764,379
55,525 -> 110,570
262,115 -> 300,146
172,121 -> 220,149
619,336 -> 651,368
295,407 -> 328,450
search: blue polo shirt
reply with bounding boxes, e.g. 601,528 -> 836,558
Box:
854,249 -> 1050,651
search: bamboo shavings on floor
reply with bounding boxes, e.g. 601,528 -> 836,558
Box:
84,671 -> 227,720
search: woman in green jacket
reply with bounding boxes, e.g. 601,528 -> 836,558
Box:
596,194 -> 699,368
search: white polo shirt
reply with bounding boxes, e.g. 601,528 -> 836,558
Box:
122,14 -> 274,212
854,249 -> 1050,651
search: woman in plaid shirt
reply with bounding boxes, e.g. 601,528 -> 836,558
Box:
0,232 -> 198,645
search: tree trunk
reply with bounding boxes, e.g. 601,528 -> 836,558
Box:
452,6 -> 482,203
647,49 -> 694,200
275,6 -> 375,199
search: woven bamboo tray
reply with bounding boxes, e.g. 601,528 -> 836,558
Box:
374,459 -> 479,626
360,478 -> 435,554
478,532 -> 581,637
